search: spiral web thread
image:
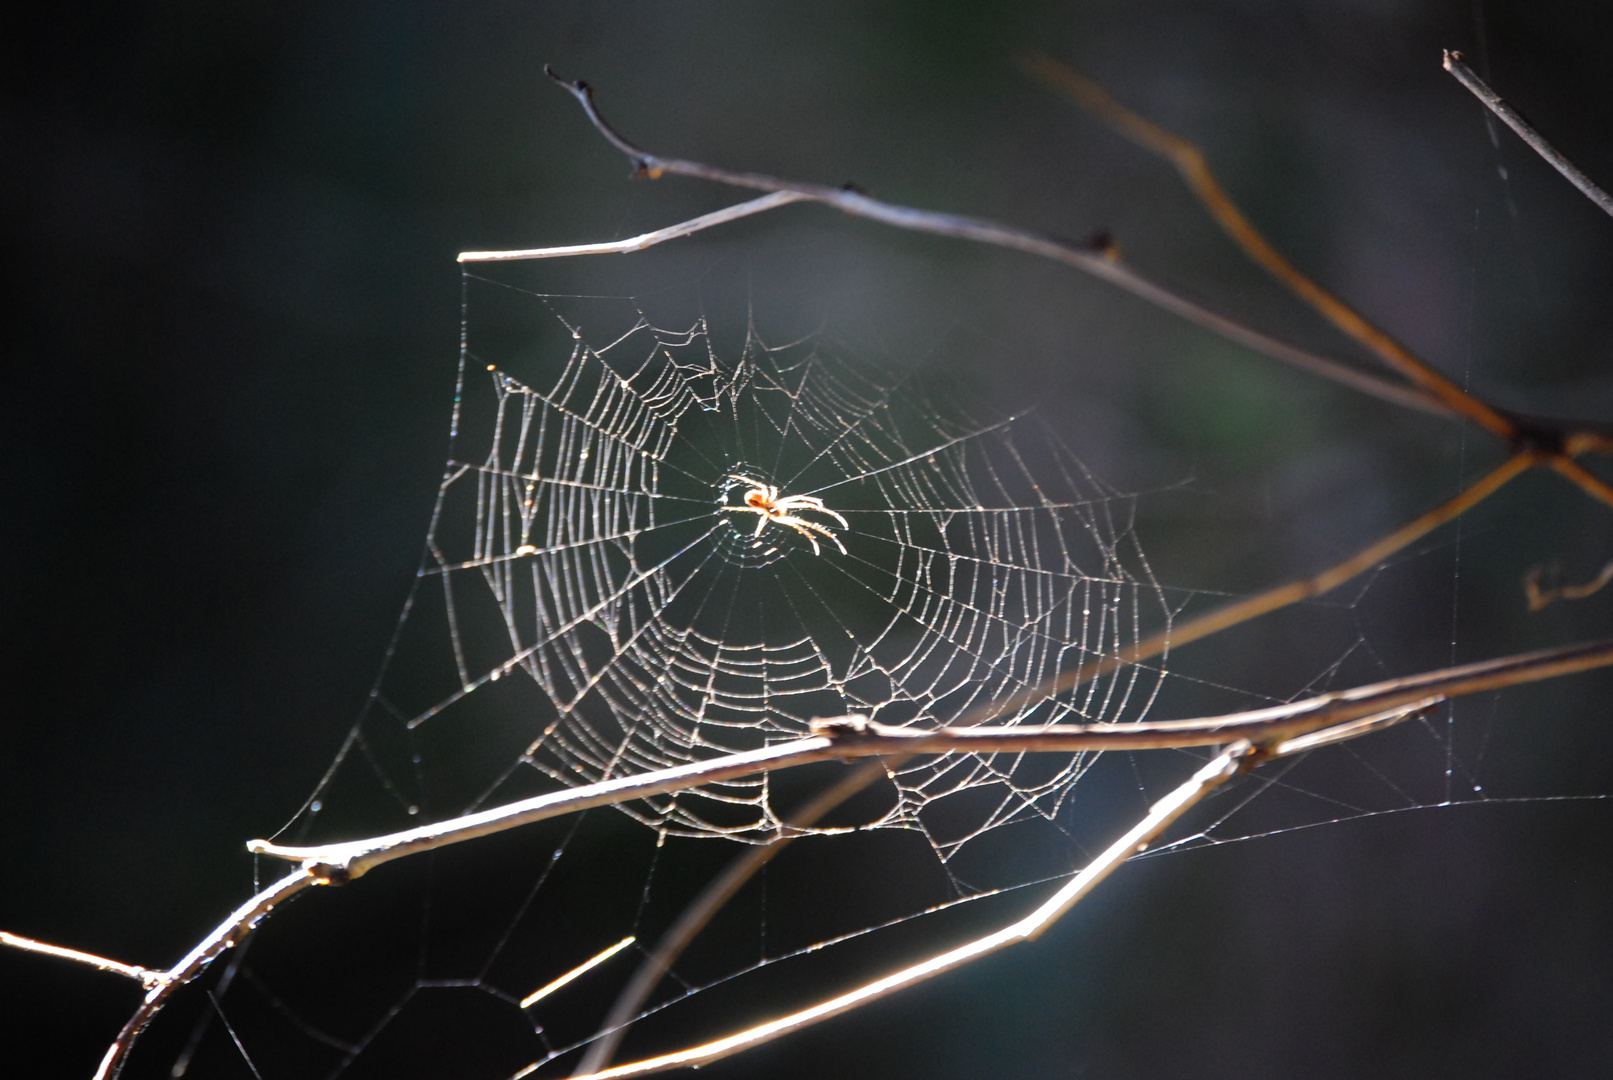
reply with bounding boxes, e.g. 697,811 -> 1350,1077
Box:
194,277 -> 1613,1080
297,276 -> 1171,861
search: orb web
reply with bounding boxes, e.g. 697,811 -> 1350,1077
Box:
358,275 -> 1169,850
184,271 -> 1611,1080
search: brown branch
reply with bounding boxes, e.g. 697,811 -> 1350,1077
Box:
813,637 -> 1613,755
573,758 -> 901,1075
1548,455 -> 1613,510
968,450 -> 1535,720
537,67 -> 1451,419
1023,51 -> 1516,439
82,635 -> 1613,1078
1526,559 -> 1613,611
1443,50 -> 1613,220
1024,52 -> 1613,512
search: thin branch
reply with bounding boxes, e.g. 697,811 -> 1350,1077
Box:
245,739 -> 849,875
243,636 -> 1613,877
83,637 -> 1613,1078
523,936 -> 638,1008
1023,51 -> 1515,439
530,68 -> 1450,419
1548,455 -> 1613,510
556,743 -> 1250,1080
561,699 -> 1447,1080
1443,50 -> 1613,220
972,450 -> 1535,718
575,759 -> 900,1075
0,932 -> 158,988
95,869 -> 314,1080
812,637 -> 1613,756
1526,559 -> 1613,611
1269,698 -> 1442,758
458,191 -> 807,262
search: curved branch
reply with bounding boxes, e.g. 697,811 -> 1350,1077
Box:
54,636 -> 1613,1078
573,759 -> 899,1075
530,68 -> 1451,419
560,743 -> 1253,1080
1023,51 -> 1515,438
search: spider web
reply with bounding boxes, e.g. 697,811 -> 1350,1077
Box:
147,275 -> 1610,1080
303,273 -> 1170,856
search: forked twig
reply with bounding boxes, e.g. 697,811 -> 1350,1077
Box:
574,758 -> 902,1076
1024,51 -> 1613,512
1443,50 -> 1613,220
463,68 -> 1451,419
560,698 -> 1445,1080
22,60 -> 1613,1080
15,636 -> 1611,1079
548,741 -> 1256,1080
1023,51 -> 1513,438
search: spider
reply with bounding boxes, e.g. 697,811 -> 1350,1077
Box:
721,475 -> 848,555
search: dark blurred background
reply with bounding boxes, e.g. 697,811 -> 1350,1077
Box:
5,2 -> 1613,1077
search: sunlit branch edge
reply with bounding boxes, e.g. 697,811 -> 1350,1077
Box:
505,66 -> 1613,515
458,69 -> 1451,420
1443,49 -> 1613,220
1022,51 -> 1512,437
27,637 -> 1613,1079
546,694 -> 1417,1080
22,57 -> 1613,1080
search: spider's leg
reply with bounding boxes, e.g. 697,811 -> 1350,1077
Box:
786,516 -> 845,555
781,497 -> 849,532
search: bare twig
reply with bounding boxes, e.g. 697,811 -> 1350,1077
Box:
94,869 -> 315,1080
518,68 -> 1449,419
54,635 -> 1613,1079
575,759 -> 900,1075
1269,698 -> 1442,757
0,932 -> 158,988
552,742 -> 1245,1079
459,191 -> 807,262
1526,559 -> 1613,611
971,451 -> 1536,717
1023,51 -> 1513,438
1443,50 -> 1613,220
814,637 -> 1613,756
524,936 -> 638,1008
560,699 -> 1448,1080
242,636 -> 1613,877
1548,455 -> 1613,510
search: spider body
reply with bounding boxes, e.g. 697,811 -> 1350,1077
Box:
722,475 -> 848,555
